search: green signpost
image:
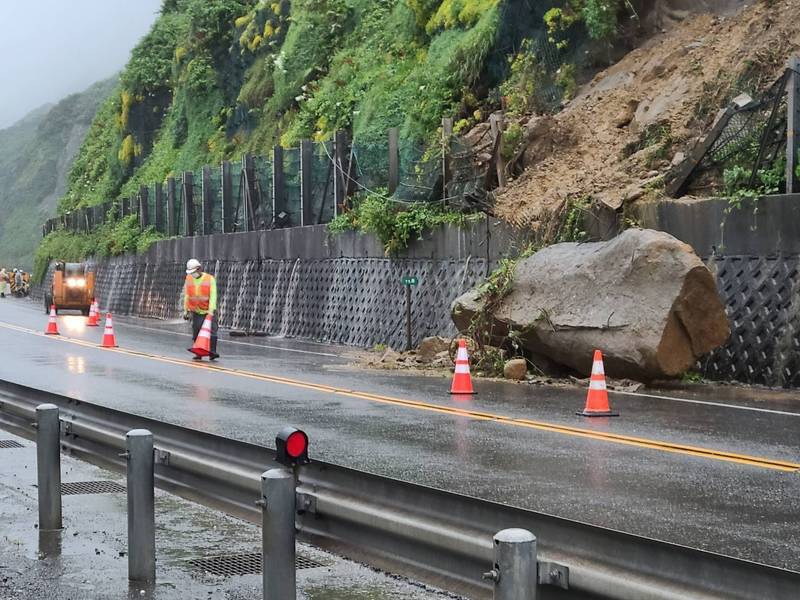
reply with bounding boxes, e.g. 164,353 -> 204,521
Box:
402,276 -> 418,350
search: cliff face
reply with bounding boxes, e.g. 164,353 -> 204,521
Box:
0,78 -> 116,268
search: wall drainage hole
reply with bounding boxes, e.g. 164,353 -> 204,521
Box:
61,481 -> 126,495
186,552 -> 325,579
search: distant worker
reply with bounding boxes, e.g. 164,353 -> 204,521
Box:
0,269 -> 8,298
183,258 -> 219,361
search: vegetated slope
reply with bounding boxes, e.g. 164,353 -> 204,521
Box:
0,78 -> 117,269
495,0 -> 794,231
58,0 -> 612,214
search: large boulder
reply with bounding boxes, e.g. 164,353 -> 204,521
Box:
451,229 -> 730,381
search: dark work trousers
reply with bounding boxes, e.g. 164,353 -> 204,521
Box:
191,312 -> 218,354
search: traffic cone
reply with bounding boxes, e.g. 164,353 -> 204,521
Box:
101,314 -> 118,348
577,350 -> 618,417
450,339 -> 475,394
188,314 -> 213,358
45,305 -> 59,335
87,300 -> 99,327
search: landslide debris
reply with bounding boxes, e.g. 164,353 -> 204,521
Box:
493,0 -> 798,231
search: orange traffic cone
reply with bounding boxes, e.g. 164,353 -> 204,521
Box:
45,305 -> 59,335
577,350 -> 618,417
188,314 -> 213,358
450,339 -> 475,394
101,314 -> 118,348
87,300 -> 99,327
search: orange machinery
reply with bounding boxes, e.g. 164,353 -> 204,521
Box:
44,261 -> 95,315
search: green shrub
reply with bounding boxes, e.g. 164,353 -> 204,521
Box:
327,190 -> 477,254
33,216 -> 164,282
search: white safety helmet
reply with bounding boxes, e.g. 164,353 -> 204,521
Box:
185,258 -> 202,274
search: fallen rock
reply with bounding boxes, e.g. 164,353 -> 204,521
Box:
417,336 -> 450,363
451,229 -> 730,381
503,359 -> 528,380
431,350 -> 452,368
379,348 -> 401,366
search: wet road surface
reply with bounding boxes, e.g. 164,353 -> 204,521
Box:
0,298 -> 798,570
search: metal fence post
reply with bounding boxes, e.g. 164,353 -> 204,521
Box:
300,140 -> 313,227
272,146 -> 286,228
36,403 -> 62,531
261,468 -> 295,599
388,127 -> 400,195
442,117 -> 454,201
154,182 -> 164,233
167,177 -> 177,236
242,154 -> 258,231
202,165 -> 213,235
221,161 -> 233,233
139,185 -> 149,230
484,528 -> 537,600
125,429 -> 155,584
786,56 -> 800,193
182,171 -> 195,237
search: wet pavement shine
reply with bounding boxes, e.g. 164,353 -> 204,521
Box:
0,430 -> 459,599
0,298 -> 798,571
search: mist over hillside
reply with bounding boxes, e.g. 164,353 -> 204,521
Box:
0,77 -> 117,269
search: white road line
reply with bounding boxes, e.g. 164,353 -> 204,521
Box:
94,321 -> 340,358
614,390 -> 800,417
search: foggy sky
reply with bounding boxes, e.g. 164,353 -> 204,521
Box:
0,0 -> 163,129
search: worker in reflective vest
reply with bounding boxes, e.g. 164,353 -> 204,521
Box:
183,258 -> 219,360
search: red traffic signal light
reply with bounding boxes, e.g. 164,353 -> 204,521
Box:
275,426 -> 310,467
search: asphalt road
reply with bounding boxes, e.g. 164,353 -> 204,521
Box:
0,298 -> 798,571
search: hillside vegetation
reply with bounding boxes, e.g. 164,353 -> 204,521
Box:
57,0 -> 642,215
0,78 -> 116,269
38,0 -> 657,276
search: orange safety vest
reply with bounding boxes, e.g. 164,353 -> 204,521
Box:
185,274 -> 212,312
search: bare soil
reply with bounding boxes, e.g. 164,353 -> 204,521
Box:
495,1 -> 800,230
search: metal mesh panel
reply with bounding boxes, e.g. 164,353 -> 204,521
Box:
175,182 -> 185,237
61,481 -> 126,495
702,255 -> 800,387
231,162 -> 244,232
311,141 -> 335,223
254,156 -> 274,229
351,139 -> 389,195
191,169 -> 203,235
283,148 -> 301,227
696,72 -> 788,180
87,255 -> 490,350
396,141 -> 442,202
185,552 -> 323,578
205,166 -> 222,235
0,440 -> 24,449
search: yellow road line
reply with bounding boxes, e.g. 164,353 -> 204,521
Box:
2,319 -> 798,472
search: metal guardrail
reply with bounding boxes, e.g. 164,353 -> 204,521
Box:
1,379 -> 798,600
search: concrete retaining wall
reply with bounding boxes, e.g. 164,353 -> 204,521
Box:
33,195 -> 800,387
37,218 -> 527,351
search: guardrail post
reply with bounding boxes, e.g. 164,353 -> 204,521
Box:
36,403 -> 62,531
261,468 -> 295,599
125,429 -> 155,583
484,528 -> 537,600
